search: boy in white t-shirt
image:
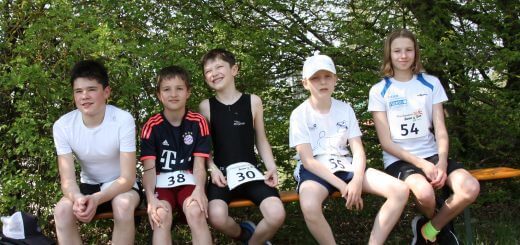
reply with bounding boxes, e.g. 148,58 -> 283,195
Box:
52,60 -> 141,245
289,54 -> 409,244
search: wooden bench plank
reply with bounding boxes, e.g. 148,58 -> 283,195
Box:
92,166 -> 520,220
469,167 -> 520,181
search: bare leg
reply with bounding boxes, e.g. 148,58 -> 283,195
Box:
298,180 -> 334,244
183,199 -> 212,245
405,173 -> 436,219
248,197 -> 285,245
111,190 -> 140,245
54,197 -> 82,245
208,200 -> 241,238
362,168 -> 409,245
431,169 -> 479,229
151,200 -> 172,245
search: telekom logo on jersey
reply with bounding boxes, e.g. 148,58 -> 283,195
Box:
159,150 -> 191,170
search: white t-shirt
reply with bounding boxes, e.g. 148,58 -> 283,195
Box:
289,98 -> 362,178
368,73 -> 448,168
53,105 -> 136,184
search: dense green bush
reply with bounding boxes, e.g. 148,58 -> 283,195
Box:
1,1 -> 518,243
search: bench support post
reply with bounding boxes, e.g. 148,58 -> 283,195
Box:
464,207 -> 473,245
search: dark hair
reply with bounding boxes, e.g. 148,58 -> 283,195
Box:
381,28 -> 424,77
70,60 -> 109,88
156,65 -> 191,93
200,48 -> 236,68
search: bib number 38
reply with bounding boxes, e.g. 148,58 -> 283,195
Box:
156,170 -> 195,188
226,162 -> 264,190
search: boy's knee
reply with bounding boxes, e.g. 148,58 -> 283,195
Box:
54,198 -> 74,223
156,207 -> 173,226
264,205 -> 286,227
112,193 -> 138,220
300,200 -> 322,219
208,208 -> 227,228
185,204 -> 205,223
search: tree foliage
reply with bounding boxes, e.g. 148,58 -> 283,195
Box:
1,0 -> 518,242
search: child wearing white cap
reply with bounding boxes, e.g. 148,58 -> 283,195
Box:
289,53 -> 409,244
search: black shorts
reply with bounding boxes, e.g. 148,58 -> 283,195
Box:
79,180 -> 143,214
297,164 -> 354,194
385,154 -> 464,181
207,180 -> 280,206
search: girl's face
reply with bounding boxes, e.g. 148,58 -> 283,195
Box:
390,37 -> 416,73
157,76 -> 190,112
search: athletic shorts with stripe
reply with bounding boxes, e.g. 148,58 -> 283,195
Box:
384,154 -> 464,181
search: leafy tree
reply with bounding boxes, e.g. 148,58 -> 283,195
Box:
1,0 -> 517,243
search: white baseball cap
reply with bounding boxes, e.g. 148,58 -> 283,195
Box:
302,53 -> 336,79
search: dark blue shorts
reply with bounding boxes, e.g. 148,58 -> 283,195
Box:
297,164 -> 354,194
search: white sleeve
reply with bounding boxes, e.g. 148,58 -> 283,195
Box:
53,120 -> 72,155
289,108 -> 310,148
119,113 -> 136,152
368,84 -> 387,112
346,105 -> 363,139
432,76 -> 448,104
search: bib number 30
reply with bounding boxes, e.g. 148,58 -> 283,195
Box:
226,162 -> 264,190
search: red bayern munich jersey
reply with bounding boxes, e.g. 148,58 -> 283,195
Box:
140,111 -> 211,172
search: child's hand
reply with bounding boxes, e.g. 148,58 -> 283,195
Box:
211,168 -> 227,187
264,168 -> 279,187
342,178 -> 363,211
147,197 -> 169,229
420,160 -> 438,183
186,187 -> 209,218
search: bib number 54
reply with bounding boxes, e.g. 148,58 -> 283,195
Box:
400,123 -> 419,136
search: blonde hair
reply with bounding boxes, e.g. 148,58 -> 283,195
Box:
381,29 -> 424,77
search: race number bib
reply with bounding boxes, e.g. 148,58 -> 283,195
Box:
156,170 -> 195,188
315,154 -> 353,173
387,97 -> 428,140
226,162 -> 265,190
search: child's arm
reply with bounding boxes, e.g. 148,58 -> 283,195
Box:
251,94 -> 278,187
142,159 -> 166,229
372,111 -> 438,182
432,102 -> 449,188
186,156 -> 209,218
198,99 -> 227,187
344,136 -> 365,210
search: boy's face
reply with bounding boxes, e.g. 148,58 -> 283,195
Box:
302,70 -> 337,99
157,76 -> 190,112
73,77 -> 110,117
202,58 -> 238,91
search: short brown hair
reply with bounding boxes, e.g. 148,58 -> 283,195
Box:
200,48 -> 236,69
156,65 -> 191,93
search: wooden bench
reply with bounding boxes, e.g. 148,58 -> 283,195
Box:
92,167 -> 520,244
